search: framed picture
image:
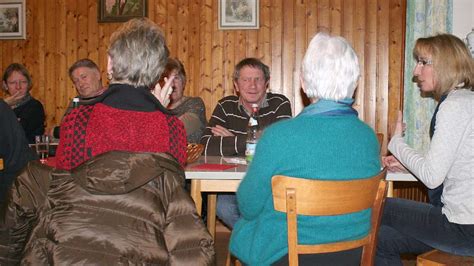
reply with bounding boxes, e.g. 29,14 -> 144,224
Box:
98,0 -> 147,23
218,0 -> 259,30
0,0 -> 26,40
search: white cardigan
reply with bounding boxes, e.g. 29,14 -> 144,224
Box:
389,89 -> 474,224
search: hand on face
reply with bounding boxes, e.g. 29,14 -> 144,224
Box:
4,89 -> 24,106
151,75 -> 175,107
4,71 -> 28,106
211,125 -> 235,137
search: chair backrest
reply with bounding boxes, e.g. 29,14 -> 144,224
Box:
376,133 -> 384,153
271,169 -> 387,266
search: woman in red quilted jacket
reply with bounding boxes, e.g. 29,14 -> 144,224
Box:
55,18 -> 187,170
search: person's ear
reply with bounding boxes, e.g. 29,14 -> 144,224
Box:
300,74 -> 306,93
107,56 -> 113,80
3,81 -> 8,92
233,80 -> 240,94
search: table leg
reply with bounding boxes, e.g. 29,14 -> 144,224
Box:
190,180 -> 202,215
207,193 -> 217,239
387,181 -> 394,198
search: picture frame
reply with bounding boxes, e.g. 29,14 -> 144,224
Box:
0,0 -> 26,40
98,0 -> 147,23
218,0 -> 259,30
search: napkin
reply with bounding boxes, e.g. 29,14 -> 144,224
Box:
190,163 -> 237,170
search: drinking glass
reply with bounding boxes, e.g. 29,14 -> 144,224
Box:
35,135 -> 50,163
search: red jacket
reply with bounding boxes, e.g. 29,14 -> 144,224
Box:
55,84 -> 186,170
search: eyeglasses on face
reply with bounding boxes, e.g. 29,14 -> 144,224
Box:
415,58 -> 433,66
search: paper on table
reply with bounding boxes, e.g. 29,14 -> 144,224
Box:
190,163 -> 238,170
222,157 -> 247,165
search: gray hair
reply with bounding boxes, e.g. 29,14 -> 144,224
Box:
301,32 -> 360,101
232,57 -> 270,82
68,58 -> 100,79
108,18 -> 169,88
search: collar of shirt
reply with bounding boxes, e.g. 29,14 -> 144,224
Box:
238,93 -> 269,116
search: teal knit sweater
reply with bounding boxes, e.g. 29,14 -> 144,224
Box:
229,111 -> 381,265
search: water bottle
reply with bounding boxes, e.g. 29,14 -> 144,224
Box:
245,104 -> 259,163
72,97 -> 80,108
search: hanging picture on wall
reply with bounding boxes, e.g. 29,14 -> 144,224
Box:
218,0 -> 259,30
0,0 -> 26,39
98,0 -> 147,23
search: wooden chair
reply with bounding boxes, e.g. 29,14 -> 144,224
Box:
271,169 -> 388,266
417,249 -> 474,266
376,133 -> 384,153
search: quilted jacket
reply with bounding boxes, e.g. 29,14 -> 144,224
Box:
0,151 -> 215,265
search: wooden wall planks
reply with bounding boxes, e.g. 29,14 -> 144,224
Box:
0,0 -> 405,154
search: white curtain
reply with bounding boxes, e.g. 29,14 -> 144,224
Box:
403,0 -> 452,152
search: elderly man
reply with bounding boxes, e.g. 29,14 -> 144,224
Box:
200,57 -> 292,229
51,59 -> 106,138
201,57 -> 292,156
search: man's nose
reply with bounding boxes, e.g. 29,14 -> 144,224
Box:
413,65 -> 421,76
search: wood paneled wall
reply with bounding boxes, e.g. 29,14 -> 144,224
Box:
0,0 -> 406,153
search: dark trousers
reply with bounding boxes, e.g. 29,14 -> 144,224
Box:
271,248 -> 362,266
375,198 -> 474,266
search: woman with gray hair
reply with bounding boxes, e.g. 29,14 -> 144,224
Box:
55,18 -> 186,169
229,32 -> 381,265
0,18 -> 214,265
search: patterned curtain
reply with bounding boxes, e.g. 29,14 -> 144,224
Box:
403,0 -> 452,152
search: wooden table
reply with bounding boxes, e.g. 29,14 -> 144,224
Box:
186,156 -> 417,238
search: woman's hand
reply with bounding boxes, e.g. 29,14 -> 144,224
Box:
392,110 -> 406,137
4,90 -> 24,107
151,75 -> 175,107
382,155 -> 408,173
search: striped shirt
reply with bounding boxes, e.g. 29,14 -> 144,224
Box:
200,93 -> 292,156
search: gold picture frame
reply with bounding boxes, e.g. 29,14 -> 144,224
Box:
98,0 -> 147,23
0,0 -> 26,40
218,0 -> 259,30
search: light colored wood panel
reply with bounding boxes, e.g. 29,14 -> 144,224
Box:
388,0 -> 406,152
352,0 -> 367,119
317,0 -> 330,32
223,31 -> 235,97
282,0 -> 295,111
199,0 -> 213,118
56,0 -> 68,126
166,0 -> 177,56
342,0 -> 354,43
258,0 -> 271,64
188,0 -> 201,98
293,0 -> 306,114
376,0 -> 390,146
330,0 -> 342,35
269,0 -> 283,100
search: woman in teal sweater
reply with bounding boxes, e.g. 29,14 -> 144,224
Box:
229,32 -> 381,266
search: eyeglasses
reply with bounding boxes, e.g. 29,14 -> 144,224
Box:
239,77 -> 265,84
7,80 -> 28,86
415,58 -> 433,66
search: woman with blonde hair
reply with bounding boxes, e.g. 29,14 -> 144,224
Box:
377,33 -> 474,265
